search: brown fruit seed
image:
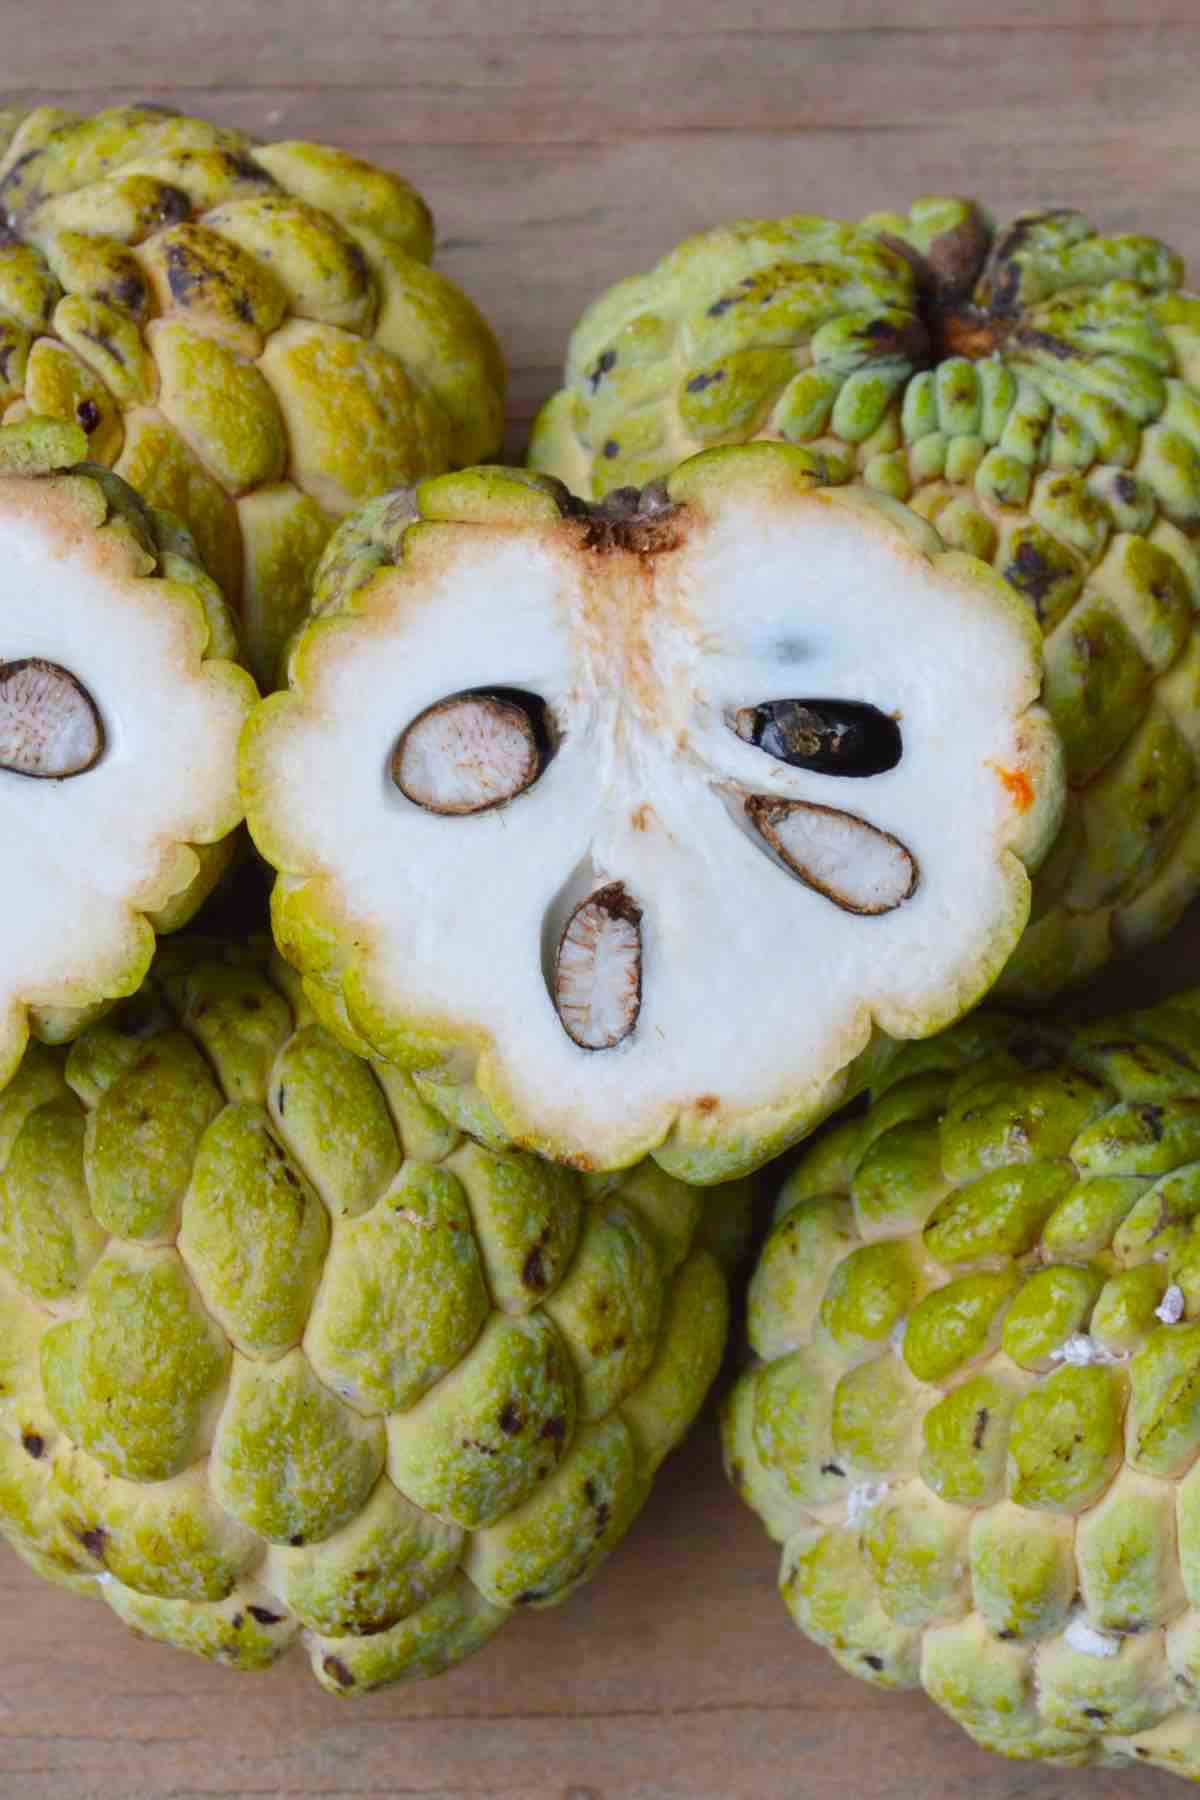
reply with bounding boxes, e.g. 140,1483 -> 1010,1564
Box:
554,883 -> 642,1050
746,796 -> 917,915
0,658 -> 104,778
391,691 -> 543,815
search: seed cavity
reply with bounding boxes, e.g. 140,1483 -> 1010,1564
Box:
553,882 -> 642,1050
0,658 -> 104,779
391,688 -> 550,815
734,699 -> 901,777
746,797 -> 917,915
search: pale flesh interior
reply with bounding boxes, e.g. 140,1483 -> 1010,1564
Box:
0,485 -> 247,1054
259,492 -> 1044,1164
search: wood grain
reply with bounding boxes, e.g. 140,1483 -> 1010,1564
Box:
4,0 -> 1200,446
3,1 -> 1200,1793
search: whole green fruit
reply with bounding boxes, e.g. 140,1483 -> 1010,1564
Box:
727,987 -> 1200,1779
0,939 -> 746,1692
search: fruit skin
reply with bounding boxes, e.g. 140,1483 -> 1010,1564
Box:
0,938 -> 746,1693
530,199 -> 1200,1004
242,446 -> 1061,1184
0,102 -> 505,682
725,986 -> 1200,1779
0,417 -> 256,1092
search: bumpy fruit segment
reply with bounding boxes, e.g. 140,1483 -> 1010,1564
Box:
726,987 -> 1200,1779
0,103 -> 505,680
0,939 -> 746,1692
243,446 -> 1061,1182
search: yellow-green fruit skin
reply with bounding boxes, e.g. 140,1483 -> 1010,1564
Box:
530,199 -> 1200,1003
0,104 -> 506,683
0,940 -> 745,1692
725,987 -> 1200,1778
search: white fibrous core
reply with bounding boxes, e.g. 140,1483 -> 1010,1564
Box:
252,483 -> 1051,1168
1,480 -> 247,1074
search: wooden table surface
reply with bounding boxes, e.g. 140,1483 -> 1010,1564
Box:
4,3 -> 1200,1794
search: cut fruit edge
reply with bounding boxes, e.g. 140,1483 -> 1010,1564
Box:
243,448 -> 1065,1181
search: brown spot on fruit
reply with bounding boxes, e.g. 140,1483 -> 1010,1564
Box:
1005,541 -> 1054,610
155,185 -> 192,227
498,1402 -> 523,1437
322,1655 -> 355,1689
21,1432 -> 44,1459
584,1477 -> 611,1534
522,1236 -> 550,1292
695,1095 -> 719,1116
586,349 -> 616,392
77,1526 -> 109,1562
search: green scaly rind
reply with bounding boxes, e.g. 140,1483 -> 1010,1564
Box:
726,986 -> 1200,1777
0,937 -> 749,1691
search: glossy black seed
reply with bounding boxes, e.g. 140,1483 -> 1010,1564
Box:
735,699 -> 901,777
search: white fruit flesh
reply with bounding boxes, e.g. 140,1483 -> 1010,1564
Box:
248,470 -> 1060,1173
0,478 -> 251,1085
